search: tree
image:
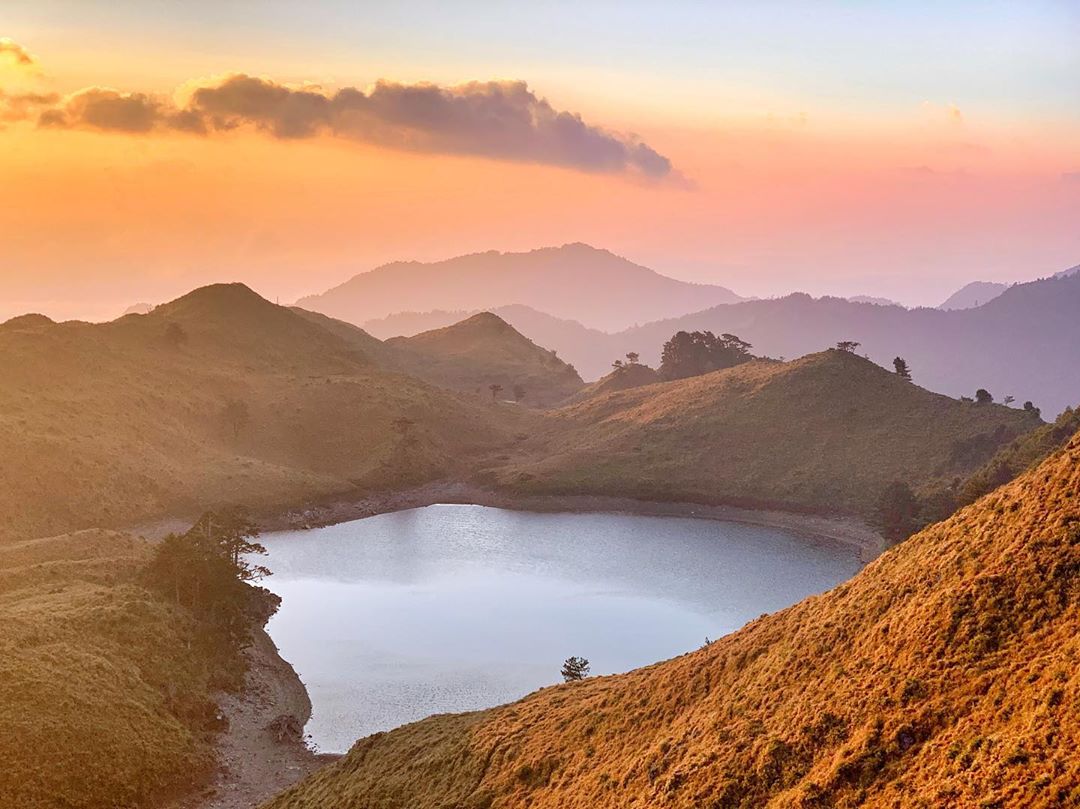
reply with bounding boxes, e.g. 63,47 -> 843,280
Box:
874,481 -> 921,543
513,384 -> 526,402
1024,401 -> 1041,418
975,389 -> 993,405
659,331 -> 753,380
222,399 -> 250,439
163,321 -> 188,349
561,656 -> 591,682
835,341 -> 861,353
625,352 -> 640,365
489,383 -> 503,401
1003,395 -> 1015,406
612,359 -> 624,370
892,357 -> 912,380
188,508 -> 270,582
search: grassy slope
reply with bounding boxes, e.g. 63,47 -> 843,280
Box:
0,285 -> 529,542
265,430 -> 1080,809
496,350 -> 1038,514
385,312 -> 584,407
0,531 -> 221,809
566,362 -> 661,404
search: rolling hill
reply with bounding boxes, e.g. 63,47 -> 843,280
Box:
296,243 -> 744,332
494,350 -> 1039,516
385,312 -> 584,406
0,284 -> 529,542
521,271 -> 1080,409
264,417 -> 1080,809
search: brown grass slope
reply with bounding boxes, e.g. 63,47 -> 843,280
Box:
496,350 -> 1038,515
0,531 -> 221,809
385,312 -> 584,407
265,429 -> 1080,809
0,284 -> 527,541
566,362 -> 661,404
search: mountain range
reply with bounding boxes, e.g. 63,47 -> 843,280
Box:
296,243 -> 744,332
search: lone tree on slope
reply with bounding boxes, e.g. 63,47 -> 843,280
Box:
975,388 -> 993,405
561,656 -> 591,682
222,399 -> 251,440
625,352 -> 640,365
489,383 -> 504,401
836,340 -> 861,353
893,357 -> 912,380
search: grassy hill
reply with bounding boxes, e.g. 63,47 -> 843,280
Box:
495,350 -> 1039,515
566,361 -> 661,404
385,312 -> 584,407
264,425 -> 1080,808
0,531 -> 222,809
0,284 -> 528,541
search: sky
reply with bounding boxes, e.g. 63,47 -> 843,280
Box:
2,0 -> 1078,321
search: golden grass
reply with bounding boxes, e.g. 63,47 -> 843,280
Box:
0,531 -> 222,809
498,350 -> 1038,515
265,431 -> 1080,809
0,285 -> 533,541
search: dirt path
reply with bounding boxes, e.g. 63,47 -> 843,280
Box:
176,627 -> 334,809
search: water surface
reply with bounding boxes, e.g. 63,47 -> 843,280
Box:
261,504 -> 861,753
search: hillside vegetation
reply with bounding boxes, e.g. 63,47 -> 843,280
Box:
496,350 -> 1037,516
0,284 -> 529,541
384,312 -> 583,406
265,427 -> 1080,809
0,531 -> 222,808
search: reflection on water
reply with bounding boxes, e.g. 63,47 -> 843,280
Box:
260,504 -> 861,753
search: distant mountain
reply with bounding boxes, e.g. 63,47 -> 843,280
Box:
529,274 -> 1080,414
1053,263 -> 1080,278
268,368 -> 1077,809
296,243 -> 744,332
499,350 -> 1036,515
848,294 -> 901,307
385,312 -> 584,407
937,280 -> 1010,310
122,302 -> 155,316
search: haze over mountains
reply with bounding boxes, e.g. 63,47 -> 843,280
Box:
296,243 -> 744,332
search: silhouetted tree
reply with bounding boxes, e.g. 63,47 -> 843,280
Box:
513,384 -> 526,402
874,481 -> 921,543
561,656 -> 591,682
1024,401 -> 1041,418
489,383 -> 503,401
835,341 -> 861,353
222,399 -> 250,439
975,389 -> 993,405
612,359 -> 624,370
660,331 -> 752,380
893,357 -> 912,380
188,508 -> 270,582
1003,395 -> 1015,406
163,321 -> 188,349
625,352 -> 640,365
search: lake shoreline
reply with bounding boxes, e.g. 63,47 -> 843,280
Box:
261,481 -> 887,563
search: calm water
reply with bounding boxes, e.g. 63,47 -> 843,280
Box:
260,504 -> 861,753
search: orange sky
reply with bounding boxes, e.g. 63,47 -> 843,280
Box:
2,7 -> 1079,321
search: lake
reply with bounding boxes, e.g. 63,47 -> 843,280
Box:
259,504 -> 862,753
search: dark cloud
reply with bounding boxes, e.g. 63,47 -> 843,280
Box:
0,38 -> 36,68
29,73 -> 673,177
0,90 -> 59,122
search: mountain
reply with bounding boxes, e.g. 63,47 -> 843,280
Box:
265,424 -> 1080,809
385,313 -> 585,406
1053,263 -> 1080,279
535,273 -> 1080,414
0,284 -> 528,541
937,280 -> 1010,310
296,243 -> 744,332
849,294 -> 901,307
122,302 -> 155,316
496,350 -> 1038,516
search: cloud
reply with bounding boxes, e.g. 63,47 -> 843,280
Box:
24,73 -> 673,177
0,38 -> 36,69
0,89 -> 58,122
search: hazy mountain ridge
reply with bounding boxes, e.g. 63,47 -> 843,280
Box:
265,426 -> 1080,809
937,280 -> 1011,310
496,350 -> 1037,516
296,243 -> 744,332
